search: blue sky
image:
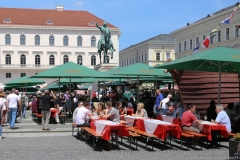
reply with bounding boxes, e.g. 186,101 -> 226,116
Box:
0,0 -> 239,50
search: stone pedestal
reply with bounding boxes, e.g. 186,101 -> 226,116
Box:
94,63 -> 118,72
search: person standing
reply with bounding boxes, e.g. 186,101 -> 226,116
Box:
155,89 -> 164,114
41,90 -> 56,130
0,100 -> 3,139
6,89 -> 21,130
0,93 -> 7,127
21,92 -> 28,119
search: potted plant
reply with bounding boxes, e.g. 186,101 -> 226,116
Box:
229,133 -> 240,160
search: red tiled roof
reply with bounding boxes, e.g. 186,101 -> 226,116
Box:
0,7 -> 117,28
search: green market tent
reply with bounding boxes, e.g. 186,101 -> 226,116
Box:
5,76 -> 45,86
31,62 -> 109,78
110,63 -> 171,102
154,47 -> 240,104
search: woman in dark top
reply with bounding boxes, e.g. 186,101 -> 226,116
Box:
206,100 -> 217,121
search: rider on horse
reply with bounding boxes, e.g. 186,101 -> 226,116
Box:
96,22 -> 115,63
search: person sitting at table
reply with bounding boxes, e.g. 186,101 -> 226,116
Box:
72,101 -> 84,123
206,100 -> 217,122
104,101 -> 120,122
96,102 -> 106,116
133,103 -> 148,118
181,104 -> 202,133
211,104 -> 231,147
174,102 -> 185,118
211,104 -> 231,133
121,102 -> 134,115
167,103 -> 177,117
116,102 -> 122,114
76,102 -> 92,127
225,103 -> 235,120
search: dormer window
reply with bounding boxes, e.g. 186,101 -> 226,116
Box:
46,20 -> 53,25
3,18 -> 11,23
89,21 -> 95,26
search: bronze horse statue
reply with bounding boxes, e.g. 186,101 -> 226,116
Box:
96,22 -> 115,64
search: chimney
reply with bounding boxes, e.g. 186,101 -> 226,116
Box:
56,5 -> 64,11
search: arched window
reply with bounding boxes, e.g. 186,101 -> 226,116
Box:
5,34 -> 11,45
91,55 -> 96,65
63,36 -> 68,46
77,55 -> 82,65
63,55 -> 69,64
77,36 -> 82,46
49,55 -> 55,65
5,54 -> 11,65
91,36 -> 96,46
49,35 -> 54,46
35,55 -> 40,67
20,54 -> 26,66
20,35 -> 26,45
35,35 -> 40,45
105,56 -> 110,63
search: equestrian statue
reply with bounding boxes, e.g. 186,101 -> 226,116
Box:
96,22 -> 115,64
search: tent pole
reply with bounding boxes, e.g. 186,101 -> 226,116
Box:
98,81 -> 100,101
172,78 -> 175,97
69,76 -> 72,117
218,67 -> 221,105
58,78 -> 60,98
25,83 -> 27,93
119,78 -> 121,100
137,76 -> 139,103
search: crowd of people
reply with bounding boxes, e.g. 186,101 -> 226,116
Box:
0,86 -> 238,147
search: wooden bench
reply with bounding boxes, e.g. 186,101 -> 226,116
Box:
33,113 -> 66,124
127,126 -> 157,150
229,132 -> 236,137
84,127 -> 102,151
120,120 -> 127,125
180,132 -> 194,150
183,131 -> 207,149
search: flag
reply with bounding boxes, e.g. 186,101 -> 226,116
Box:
221,13 -> 234,24
193,45 -> 199,53
202,36 -> 210,48
233,7 -> 239,12
210,27 -> 219,38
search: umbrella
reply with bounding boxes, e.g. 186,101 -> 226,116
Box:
111,63 -> 171,102
31,62 -> 109,78
5,76 -> 45,86
154,47 -> 240,104
31,62 -> 110,115
5,76 -> 45,92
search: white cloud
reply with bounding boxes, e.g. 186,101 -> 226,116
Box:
75,1 -> 84,6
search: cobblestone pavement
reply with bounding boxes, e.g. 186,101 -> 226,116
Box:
0,135 -> 230,160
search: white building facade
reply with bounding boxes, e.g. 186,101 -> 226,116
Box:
0,6 -> 120,83
119,34 -> 175,67
172,3 -> 240,59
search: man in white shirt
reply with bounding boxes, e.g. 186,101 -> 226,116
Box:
159,95 -> 172,115
76,102 -> 92,127
211,104 -> 231,147
6,89 -> 21,129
